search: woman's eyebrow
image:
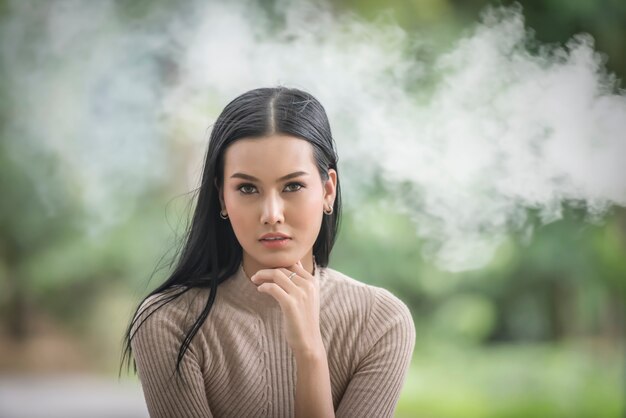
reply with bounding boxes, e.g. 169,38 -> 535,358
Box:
230,171 -> 309,182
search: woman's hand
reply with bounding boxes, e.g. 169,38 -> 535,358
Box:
250,260 -> 324,357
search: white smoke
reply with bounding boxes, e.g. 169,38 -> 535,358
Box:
1,1 -> 624,270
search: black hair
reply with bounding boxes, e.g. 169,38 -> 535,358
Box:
119,86 -> 342,381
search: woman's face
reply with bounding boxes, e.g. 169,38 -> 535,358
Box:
218,134 -> 337,275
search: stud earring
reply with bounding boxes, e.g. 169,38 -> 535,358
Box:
220,210 -> 229,219
323,205 -> 333,215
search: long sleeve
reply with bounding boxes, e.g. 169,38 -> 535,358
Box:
335,289 -> 416,418
131,293 -> 213,418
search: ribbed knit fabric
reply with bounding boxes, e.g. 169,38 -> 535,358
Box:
131,263 -> 416,418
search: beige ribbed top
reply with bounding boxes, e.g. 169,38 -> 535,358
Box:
131,264 -> 416,417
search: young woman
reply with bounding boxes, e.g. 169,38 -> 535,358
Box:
121,86 -> 415,417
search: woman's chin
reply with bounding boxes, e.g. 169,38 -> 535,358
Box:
255,254 -> 301,268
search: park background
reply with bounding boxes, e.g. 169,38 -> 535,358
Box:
0,0 -> 625,417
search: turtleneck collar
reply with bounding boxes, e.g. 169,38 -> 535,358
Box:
221,260 -> 325,313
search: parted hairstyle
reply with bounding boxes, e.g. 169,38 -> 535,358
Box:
120,86 -> 342,381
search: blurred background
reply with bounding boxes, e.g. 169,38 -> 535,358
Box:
1,0 -> 625,417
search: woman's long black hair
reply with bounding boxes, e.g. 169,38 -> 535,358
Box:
119,86 -> 342,380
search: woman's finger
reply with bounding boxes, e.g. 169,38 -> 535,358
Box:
279,265 -> 317,296
283,261 -> 314,282
256,282 -> 294,312
252,268 -> 299,293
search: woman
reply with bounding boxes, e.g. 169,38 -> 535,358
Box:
121,86 -> 415,417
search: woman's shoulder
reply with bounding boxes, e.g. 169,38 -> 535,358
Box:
320,267 -> 415,360
321,266 -> 413,323
133,285 -> 206,332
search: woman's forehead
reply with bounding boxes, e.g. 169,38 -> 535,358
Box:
223,135 -> 315,175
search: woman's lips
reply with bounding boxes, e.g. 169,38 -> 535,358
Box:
259,237 -> 292,249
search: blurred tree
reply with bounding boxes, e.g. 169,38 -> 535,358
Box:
335,0 -> 626,80
0,140 -> 79,340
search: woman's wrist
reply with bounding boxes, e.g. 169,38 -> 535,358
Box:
293,334 -> 326,363
295,344 -> 326,364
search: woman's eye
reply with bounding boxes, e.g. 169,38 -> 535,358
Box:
285,182 -> 304,192
237,184 -> 256,194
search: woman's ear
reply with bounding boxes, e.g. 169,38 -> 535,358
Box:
324,169 -> 337,207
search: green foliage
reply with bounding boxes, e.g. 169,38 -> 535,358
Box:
397,343 -> 623,418
335,0 -> 626,80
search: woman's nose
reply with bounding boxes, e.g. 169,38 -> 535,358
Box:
260,193 -> 285,224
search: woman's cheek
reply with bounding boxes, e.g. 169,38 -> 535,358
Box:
228,212 -> 248,240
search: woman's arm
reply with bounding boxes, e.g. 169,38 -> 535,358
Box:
131,293 -> 214,418
335,289 -> 416,418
